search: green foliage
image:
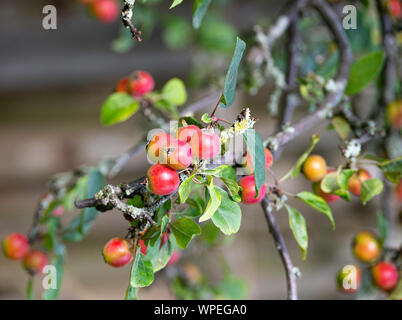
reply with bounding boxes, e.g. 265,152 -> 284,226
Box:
360,178 -> 384,205
199,177 -> 221,222
27,277 -> 34,300
163,16 -> 192,50
202,165 -> 240,199
345,51 -> 385,95
215,276 -> 248,299
376,211 -> 388,245
296,192 -> 335,229
201,222 -> 221,246
171,217 -> 201,249
331,116 -> 351,140
100,93 -> 139,126
125,285 -> 139,300
170,0 -> 184,9
130,250 -> 154,288
146,237 -> 174,272
210,187 -> 241,236
42,243 -> 66,300
193,0 -> 212,29
219,37 -> 246,108
179,174 -> 195,203
379,157 -> 402,183
162,78 -> 187,106
62,168 -> 106,242
285,204 -> 308,260
243,129 -> 265,196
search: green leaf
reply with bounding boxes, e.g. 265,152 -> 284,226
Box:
130,250 -> 154,288
338,169 -> 356,190
243,129 -> 265,196
125,285 -> 138,300
27,277 -> 34,300
332,116 -> 350,140
170,0 -> 184,9
146,237 -> 173,272
345,51 -> 385,95
100,93 -> 139,126
202,165 -> 240,197
284,134 -> 320,180
211,187 -> 241,236
43,218 -> 58,251
296,191 -> 335,229
193,0 -> 211,29
320,171 -> 339,193
161,78 -> 187,106
42,244 -> 66,300
199,177 -> 221,222
219,37 -> 246,108
171,217 -> 201,249
163,16 -> 192,50
201,113 -> 213,123
160,216 -> 169,234
360,178 -> 384,204
215,276 -> 248,299
376,211 -> 388,245
333,188 -> 351,201
179,175 -> 194,204
285,204 -> 308,260
379,157 -> 402,183
62,168 -> 105,242
201,222 -> 221,246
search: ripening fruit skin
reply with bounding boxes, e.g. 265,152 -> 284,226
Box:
372,262 -> 400,292
167,251 -> 180,267
352,231 -> 381,263
2,233 -> 29,260
52,205 -> 65,217
138,240 -> 147,255
23,250 -> 48,274
243,148 -> 274,175
389,0 -> 402,19
386,100 -> 402,129
190,130 -> 221,160
303,155 -> 327,182
90,0 -> 119,23
116,77 -> 130,93
131,71 -> 155,97
177,125 -> 201,143
348,169 -> 371,196
146,132 -> 175,164
336,265 -> 362,294
312,181 -> 340,203
103,238 -> 132,268
161,139 -> 193,170
239,175 -> 267,205
147,164 -> 180,196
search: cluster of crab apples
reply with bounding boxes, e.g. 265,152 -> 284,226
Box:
78,0 -> 120,24
2,233 -> 49,275
336,231 -> 400,294
302,154 -> 371,202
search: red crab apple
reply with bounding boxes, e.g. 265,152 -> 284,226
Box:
348,169 -> 371,196
396,180 -> 402,203
177,125 -> 201,143
189,129 -> 221,160
146,132 -> 176,164
389,0 -> 402,19
336,264 -> 362,294
2,233 -> 29,260
242,147 -> 274,175
90,0 -> 119,23
131,70 -> 155,97
23,250 -> 48,274
147,164 -> 180,196
161,139 -> 193,170
52,205 -> 65,217
239,175 -> 267,204
102,238 -> 132,267
312,169 -> 340,203
352,231 -> 381,263
303,154 -> 327,182
372,261 -> 399,292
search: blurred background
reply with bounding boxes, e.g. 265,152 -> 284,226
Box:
0,0 -> 401,300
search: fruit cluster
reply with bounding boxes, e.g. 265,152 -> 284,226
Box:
2,233 -> 48,275
336,231 -> 400,294
302,154 -> 371,203
78,0 -> 120,24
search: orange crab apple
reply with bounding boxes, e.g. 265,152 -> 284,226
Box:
2,233 -> 29,260
189,129 -> 221,160
177,125 -> 201,143
386,100 -> 402,129
303,155 -> 327,182
239,175 -> 267,204
336,265 -> 362,294
23,250 -> 48,274
146,132 -> 176,164
147,164 -> 180,196
352,231 -> 381,263
103,238 -> 132,268
348,169 -> 371,196
372,261 -> 399,292
242,147 -> 274,175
